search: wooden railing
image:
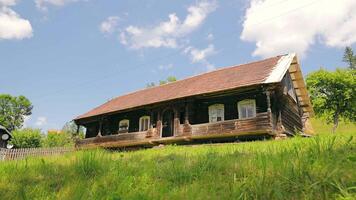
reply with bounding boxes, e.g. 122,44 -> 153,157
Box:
77,131 -> 148,146
0,147 -> 74,161
190,112 -> 271,136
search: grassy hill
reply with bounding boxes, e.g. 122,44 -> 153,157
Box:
310,118 -> 356,134
0,119 -> 355,200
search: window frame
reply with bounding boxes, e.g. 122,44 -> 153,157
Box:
283,73 -> 297,102
208,104 -> 225,123
118,119 -> 130,133
139,116 -> 151,132
238,99 -> 256,119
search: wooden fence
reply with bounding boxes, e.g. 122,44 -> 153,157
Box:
0,147 -> 74,161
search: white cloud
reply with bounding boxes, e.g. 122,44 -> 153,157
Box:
35,0 -> 82,11
35,116 -> 47,127
184,44 -> 216,71
158,64 -> 174,71
0,0 -> 17,6
184,44 -> 216,63
206,33 -> 214,41
0,4 -> 33,40
99,16 -> 119,34
119,0 -> 217,49
240,0 -> 356,58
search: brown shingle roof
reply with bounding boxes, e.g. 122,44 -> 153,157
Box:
75,55 -> 282,120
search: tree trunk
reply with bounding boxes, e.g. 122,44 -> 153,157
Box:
332,112 -> 339,134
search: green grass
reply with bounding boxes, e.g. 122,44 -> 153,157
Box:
311,118 -> 356,134
0,119 -> 355,200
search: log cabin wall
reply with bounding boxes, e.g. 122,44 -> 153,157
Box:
276,72 -> 304,134
280,97 -> 303,134
190,89 -> 268,125
103,109 -> 152,135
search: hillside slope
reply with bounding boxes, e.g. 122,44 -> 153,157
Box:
0,131 -> 355,199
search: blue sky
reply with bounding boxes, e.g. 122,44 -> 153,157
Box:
1,0 -> 355,131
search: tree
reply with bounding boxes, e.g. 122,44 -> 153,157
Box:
166,76 -> 177,83
343,46 -> 356,70
159,76 -> 177,85
9,128 -> 42,148
0,94 -> 33,132
306,68 -> 356,133
62,120 -> 85,139
146,76 -> 178,88
42,130 -> 73,147
146,82 -> 156,88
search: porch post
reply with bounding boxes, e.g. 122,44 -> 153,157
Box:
184,103 -> 190,124
97,119 -> 103,137
76,124 -> 80,135
146,110 -> 155,138
173,108 -> 180,136
150,111 -> 154,129
183,102 -> 192,135
266,90 -> 272,113
265,89 -> 275,135
156,111 -> 162,137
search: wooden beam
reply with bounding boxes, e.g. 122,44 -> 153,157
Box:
98,120 -> 103,137
265,90 -> 271,113
185,103 -> 190,124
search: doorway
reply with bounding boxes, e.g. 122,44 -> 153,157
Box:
162,109 -> 174,137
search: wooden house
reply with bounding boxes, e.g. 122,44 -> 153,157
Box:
74,53 -> 313,148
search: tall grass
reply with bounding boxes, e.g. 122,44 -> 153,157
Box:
0,134 -> 355,199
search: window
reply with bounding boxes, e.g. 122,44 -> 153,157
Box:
283,73 -> 297,101
238,99 -> 256,119
119,119 -> 129,132
208,104 -> 224,123
139,116 -> 150,132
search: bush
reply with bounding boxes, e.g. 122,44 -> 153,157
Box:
10,128 -> 42,148
41,131 -> 73,147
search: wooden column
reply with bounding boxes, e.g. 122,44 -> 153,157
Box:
265,89 -> 274,134
146,111 -> 155,138
156,111 -> 162,137
184,103 -> 190,124
174,108 -> 180,136
183,102 -> 192,135
97,119 -> 103,137
266,90 -> 272,113
150,111 -> 154,129
76,124 -> 80,135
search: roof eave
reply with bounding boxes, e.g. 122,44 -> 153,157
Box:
265,53 -> 314,117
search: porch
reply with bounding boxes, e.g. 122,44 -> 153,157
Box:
76,112 -> 273,148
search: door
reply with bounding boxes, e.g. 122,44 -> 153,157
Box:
162,109 -> 174,137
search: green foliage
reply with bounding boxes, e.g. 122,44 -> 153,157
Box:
62,121 -> 85,139
9,128 -> 42,148
166,76 -> 177,83
0,94 -> 33,132
10,129 -> 75,148
146,82 -> 156,88
0,133 -> 355,199
343,46 -> 356,70
147,76 -> 178,88
41,131 -> 74,147
306,68 -> 356,132
159,76 -> 177,85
